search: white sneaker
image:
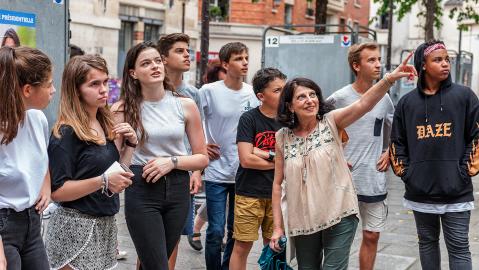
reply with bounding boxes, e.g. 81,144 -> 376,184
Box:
42,203 -> 58,219
116,250 -> 128,260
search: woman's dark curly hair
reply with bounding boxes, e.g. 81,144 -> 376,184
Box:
277,77 -> 334,129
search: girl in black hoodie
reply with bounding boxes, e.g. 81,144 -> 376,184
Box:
390,40 -> 477,270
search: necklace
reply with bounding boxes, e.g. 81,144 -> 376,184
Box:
300,123 -> 318,183
302,136 -> 308,182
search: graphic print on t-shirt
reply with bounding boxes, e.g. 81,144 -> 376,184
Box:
255,131 -> 276,151
235,107 -> 282,198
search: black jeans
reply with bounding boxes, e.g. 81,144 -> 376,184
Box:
413,210 -> 472,270
125,166 -> 190,270
0,207 -> 49,270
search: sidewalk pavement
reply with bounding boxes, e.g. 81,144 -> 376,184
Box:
112,171 -> 479,269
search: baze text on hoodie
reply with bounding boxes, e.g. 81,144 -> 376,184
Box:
389,45 -> 479,204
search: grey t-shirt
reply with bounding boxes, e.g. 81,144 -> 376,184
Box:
199,80 -> 260,183
328,84 -> 394,201
177,82 -> 202,154
131,91 -> 188,165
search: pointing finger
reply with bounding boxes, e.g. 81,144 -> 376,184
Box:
402,50 -> 414,66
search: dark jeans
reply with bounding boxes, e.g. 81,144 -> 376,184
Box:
294,215 -> 358,270
182,195 -> 194,235
413,210 -> 472,270
204,181 -> 235,270
125,166 -> 191,270
0,207 -> 49,270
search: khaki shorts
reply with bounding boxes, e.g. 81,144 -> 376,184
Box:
358,200 -> 388,232
233,194 -> 274,242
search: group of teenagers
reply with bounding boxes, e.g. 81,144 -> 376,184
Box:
0,31 -> 476,270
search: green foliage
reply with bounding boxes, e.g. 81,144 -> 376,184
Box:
416,0 -> 443,29
209,5 -> 222,17
16,26 -> 36,48
449,0 -> 479,30
373,0 -> 479,31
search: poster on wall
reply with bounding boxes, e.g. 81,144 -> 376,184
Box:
0,9 -> 36,48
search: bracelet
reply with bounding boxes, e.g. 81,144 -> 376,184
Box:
101,173 -> 115,197
383,73 -> 394,87
100,174 -> 106,191
105,174 -> 115,197
125,139 -> 137,148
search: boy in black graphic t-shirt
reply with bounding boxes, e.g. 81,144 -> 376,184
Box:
229,68 -> 286,270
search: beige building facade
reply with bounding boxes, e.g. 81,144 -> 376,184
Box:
70,0 -> 199,80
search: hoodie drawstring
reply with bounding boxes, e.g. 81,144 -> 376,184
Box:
425,95 -> 428,123
424,90 -> 445,123
440,90 -> 443,112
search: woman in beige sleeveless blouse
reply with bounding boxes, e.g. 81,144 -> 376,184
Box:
269,53 -> 416,270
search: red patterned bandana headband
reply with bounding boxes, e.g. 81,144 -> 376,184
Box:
424,43 -> 446,56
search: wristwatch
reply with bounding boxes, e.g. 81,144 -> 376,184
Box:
267,150 -> 276,161
171,156 -> 178,169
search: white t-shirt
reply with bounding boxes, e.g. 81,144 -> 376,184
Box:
199,80 -> 260,183
0,109 -> 49,211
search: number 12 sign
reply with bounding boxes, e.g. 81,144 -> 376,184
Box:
265,36 -> 279,47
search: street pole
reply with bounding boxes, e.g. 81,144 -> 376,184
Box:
198,0 -> 210,87
386,0 -> 394,71
456,28 -> 462,82
181,1 -> 186,33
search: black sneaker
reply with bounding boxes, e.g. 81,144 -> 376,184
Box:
187,233 -> 203,251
